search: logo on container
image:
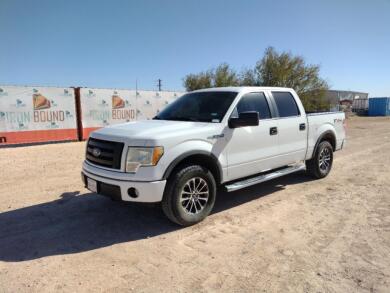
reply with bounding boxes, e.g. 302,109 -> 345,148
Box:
32,91 -> 69,123
33,93 -> 51,110
10,99 -> 26,108
50,100 -> 58,107
63,89 -> 72,96
112,95 -> 125,109
11,122 -> 28,130
47,122 -> 60,129
18,122 -> 28,130
0,88 -> 8,96
16,99 -> 26,107
86,90 -> 96,97
99,99 -> 108,107
111,93 -> 135,120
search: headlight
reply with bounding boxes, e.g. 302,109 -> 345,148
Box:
126,146 -> 164,173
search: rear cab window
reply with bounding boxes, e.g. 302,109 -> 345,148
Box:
233,92 -> 271,120
272,91 -> 300,118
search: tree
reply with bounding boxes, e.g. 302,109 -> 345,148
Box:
183,70 -> 213,91
256,47 -> 329,111
183,63 -> 239,91
239,68 -> 258,86
214,63 -> 239,87
183,47 -> 329,111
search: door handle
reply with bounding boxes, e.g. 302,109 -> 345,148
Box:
270,127 -> 278,135
299,123 -> 306,131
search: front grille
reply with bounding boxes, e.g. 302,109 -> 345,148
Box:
86,138 -> 124,170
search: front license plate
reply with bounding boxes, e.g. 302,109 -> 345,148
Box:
87,178 -> 97,193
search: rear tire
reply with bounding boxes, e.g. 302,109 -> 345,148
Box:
162,165 -> 216,226
306,141 -> 333,179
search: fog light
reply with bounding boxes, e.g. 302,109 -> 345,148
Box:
128,187 -> 139,198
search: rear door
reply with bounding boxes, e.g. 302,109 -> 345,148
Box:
225,92 -> 280,181
269,91 -> 307,165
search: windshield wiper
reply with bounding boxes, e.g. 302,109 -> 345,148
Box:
153,116 -> 211,122
166,116 -> 199,122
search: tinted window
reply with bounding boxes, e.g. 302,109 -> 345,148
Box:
155,91 -> 237,122
272,92 -> 300,117
235,92 -> 271,119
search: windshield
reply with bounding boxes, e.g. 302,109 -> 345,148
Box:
154,91 -> 238,122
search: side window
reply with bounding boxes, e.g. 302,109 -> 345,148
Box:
272,91 -> 300,117
235,92 -> 271,119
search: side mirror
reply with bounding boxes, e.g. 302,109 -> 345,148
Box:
229,111 -> 259,128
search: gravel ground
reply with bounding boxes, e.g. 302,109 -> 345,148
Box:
0,116 -> 389,293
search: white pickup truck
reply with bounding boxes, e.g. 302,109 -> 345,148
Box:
82,87 -> 346,226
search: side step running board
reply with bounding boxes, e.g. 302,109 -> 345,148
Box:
225,164 -> 306,192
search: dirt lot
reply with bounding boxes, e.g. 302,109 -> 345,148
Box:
0,116 -> 389,293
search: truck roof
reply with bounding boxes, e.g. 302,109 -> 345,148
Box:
192,86 -> 294,93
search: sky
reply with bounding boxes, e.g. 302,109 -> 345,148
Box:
0,0 -> 389,96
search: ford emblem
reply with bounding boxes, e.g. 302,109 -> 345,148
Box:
92,148 -> 101,157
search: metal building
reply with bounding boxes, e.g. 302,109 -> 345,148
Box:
324,90 -> 369,113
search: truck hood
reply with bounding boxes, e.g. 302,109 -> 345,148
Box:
90,120 -> 222,145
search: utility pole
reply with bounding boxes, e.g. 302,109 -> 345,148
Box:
157,79 -> 162,91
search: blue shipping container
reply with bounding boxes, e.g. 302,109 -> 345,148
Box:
368,97 -> 390,116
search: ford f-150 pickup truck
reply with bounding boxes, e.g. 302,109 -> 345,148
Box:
82,87 -> 346,226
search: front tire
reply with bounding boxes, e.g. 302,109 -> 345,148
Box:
162,165 -> 216,226
306,141 -> 333,179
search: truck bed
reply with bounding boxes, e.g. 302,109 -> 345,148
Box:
306,111 -> 346,160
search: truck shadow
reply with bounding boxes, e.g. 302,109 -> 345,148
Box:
0,172 -> 311,262
213,171 -> 312,214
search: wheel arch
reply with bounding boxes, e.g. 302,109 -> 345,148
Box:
162,151 -> 223,184
313,130 -> 336,156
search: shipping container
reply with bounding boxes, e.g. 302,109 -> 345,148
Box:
78,88 -> 182,140
368,97 -> 390,116
0,85 -> 78,145
0,85 -> 184,145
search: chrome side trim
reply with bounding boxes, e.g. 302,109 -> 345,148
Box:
225,164 -> 306,192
